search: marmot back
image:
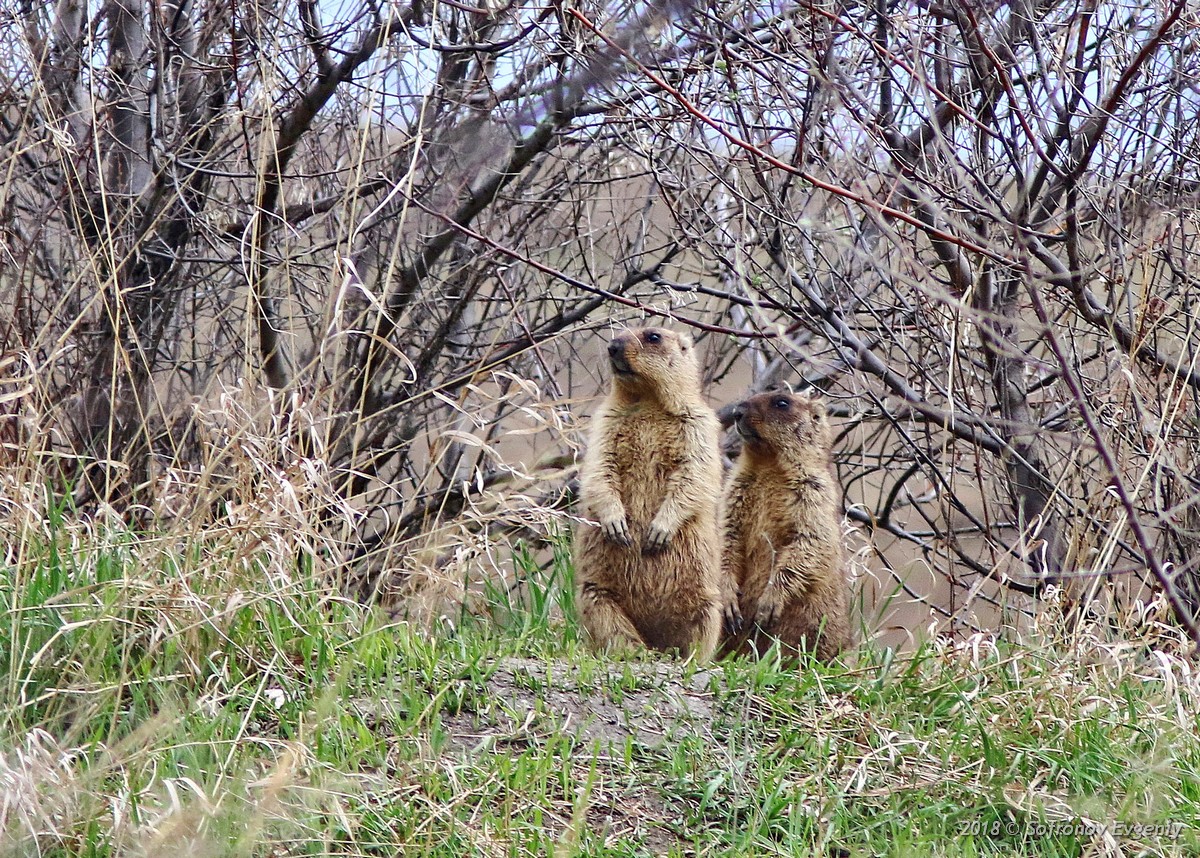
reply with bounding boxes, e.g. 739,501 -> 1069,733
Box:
574,327 -> 726,659
720,392 -> 852,661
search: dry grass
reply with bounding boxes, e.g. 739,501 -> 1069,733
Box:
0,465 -> 1197,857
5,1 -> 1200,853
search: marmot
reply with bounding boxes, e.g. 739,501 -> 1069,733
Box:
574,327 -> 727,659
720,392 -> 852,661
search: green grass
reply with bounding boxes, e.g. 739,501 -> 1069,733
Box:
1,520 -> 1198,857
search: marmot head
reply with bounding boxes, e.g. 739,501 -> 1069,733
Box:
731,392 -> 831,461
607,327 -> 700,399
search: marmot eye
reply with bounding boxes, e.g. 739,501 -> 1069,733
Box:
772,397 -> 790,410
644,331 -> 662,344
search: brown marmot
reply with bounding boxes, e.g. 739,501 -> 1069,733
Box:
720,392 -> 852,661
574,327 -> 727,659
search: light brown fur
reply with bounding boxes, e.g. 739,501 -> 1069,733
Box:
574,327 -> 726,659
720,392 -> 852,662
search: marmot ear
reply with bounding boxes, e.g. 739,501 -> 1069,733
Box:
678,332 -> 693,352
810,398 -> 827,419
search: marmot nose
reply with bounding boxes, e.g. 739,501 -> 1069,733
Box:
732,404 -> 746,421
607,340 -> 624,358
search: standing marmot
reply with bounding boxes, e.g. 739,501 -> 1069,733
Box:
720,392 -> 852,661
575,327 -> 727,659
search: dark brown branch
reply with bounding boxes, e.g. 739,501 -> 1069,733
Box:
1023,229 -> 1200,391
1024,272 -> 1200,643
1030,0 -> 1188,229
415,203 -> 771,337
252,9 -> 413,391
767,250 -> 1005,455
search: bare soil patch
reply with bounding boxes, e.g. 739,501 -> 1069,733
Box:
441,656 -> 717,750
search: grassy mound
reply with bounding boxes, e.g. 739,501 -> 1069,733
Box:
1,519 -> 1197,857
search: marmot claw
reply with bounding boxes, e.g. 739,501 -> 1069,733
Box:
601,516 -> 632,547
755,592 -> 783,630
723,600 -> 744,635
642,524 -> 671,554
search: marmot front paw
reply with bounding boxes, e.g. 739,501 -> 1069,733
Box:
600,516 -> 632,547
642,523 -> 672,554
754,587 -> 785,630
